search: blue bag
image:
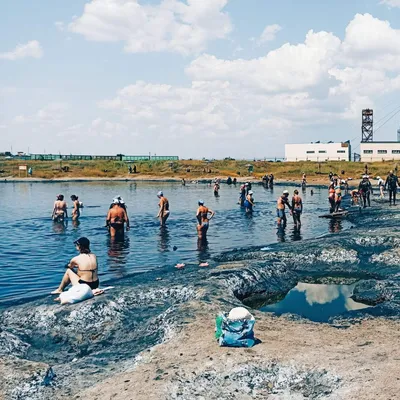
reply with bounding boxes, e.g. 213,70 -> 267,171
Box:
216,313 -> 256,348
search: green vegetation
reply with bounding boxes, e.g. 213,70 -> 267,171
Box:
0,158 -> 399,181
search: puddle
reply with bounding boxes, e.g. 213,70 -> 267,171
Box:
251,282 -> 371,322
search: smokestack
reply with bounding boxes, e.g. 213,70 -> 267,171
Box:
398,127 -> 400,142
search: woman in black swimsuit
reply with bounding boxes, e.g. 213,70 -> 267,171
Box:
51,237 -> 99,294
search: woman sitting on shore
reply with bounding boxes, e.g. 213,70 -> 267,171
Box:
51,237 -> 99,294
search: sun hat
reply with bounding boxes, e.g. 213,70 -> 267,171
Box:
283,190 -> 289,195
157,191 -> 163,196
248,190 -> 253,195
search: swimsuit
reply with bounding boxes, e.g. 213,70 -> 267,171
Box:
78,278 -> 99,289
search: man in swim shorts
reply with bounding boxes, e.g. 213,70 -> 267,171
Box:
385,170 -> 399,206
196,200 -> 215,240
52,194 -> 68,222
277,190 -> 292,227
291,189 -> 303,228
51,237 -> 99,294
157,191 -> 170,226
106,197 -> 130,237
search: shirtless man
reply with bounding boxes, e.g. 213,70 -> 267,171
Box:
51,237 -> 99,294
277,190 -> 292,227
52,194 -> 68,222
213,182 -> 220,196
157,191 -> 170,226
196,200 -> 215,241
106,198 -> 130,237
70,195 -> 82,221
291,189 -> 303,228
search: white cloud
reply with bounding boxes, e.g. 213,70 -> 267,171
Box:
0,40 -> 43,61
13,103 -> 68,126
255,24 -> 282,45
68,0 -> 232,55
380,0 -> 400,7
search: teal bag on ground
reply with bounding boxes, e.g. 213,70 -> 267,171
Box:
216,313 -> 256,348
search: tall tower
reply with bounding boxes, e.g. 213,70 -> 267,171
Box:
397,126 -> 400,142
361,109 -> 373,142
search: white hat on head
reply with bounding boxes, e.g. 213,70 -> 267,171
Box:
157,191 -> 163,196
248,190 -> 253,195
283,190 -> 289,195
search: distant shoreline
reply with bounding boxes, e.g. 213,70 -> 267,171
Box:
0,175 -> 364,188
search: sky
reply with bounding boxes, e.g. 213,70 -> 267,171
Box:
1,0 -> 400,159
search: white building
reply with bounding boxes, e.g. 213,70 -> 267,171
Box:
285,142 -> 351,162
360,141 -> 400,162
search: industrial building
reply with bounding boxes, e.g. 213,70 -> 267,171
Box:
285,141 -> 351,162
359,109 -> 400,161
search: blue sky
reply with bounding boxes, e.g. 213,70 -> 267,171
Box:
1,0 -> 400,158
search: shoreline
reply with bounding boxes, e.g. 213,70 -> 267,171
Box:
0,175 -> 365,187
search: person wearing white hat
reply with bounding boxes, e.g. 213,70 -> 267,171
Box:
377,176 -> 385,198
106,196 -> 130,237
156,191 -> 170,226
244,190 -> 255,213
276,190 -> 292,227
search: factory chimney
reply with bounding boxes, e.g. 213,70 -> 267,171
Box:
398,127 -> 400,142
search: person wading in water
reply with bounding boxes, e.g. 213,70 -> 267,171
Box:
106,197 -> 130,237
291,189 -> 303,228
52,194 -> 68,222
156,191 -> 170,226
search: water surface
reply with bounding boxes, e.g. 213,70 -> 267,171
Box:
0,181 -> 351,304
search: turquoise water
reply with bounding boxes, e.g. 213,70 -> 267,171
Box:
0,181 -> 351,304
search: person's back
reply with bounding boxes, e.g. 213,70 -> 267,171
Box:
108,205 -> 127,223
72,253 -> 98,283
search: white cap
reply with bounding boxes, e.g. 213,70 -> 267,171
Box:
283,190 -> 289,194
157,191 -> 163,196
248,190 -> 253,195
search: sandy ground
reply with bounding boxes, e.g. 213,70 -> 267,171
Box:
1,175 -> 362,187
77,302 -> 400,400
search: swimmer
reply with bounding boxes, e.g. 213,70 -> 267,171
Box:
70,195 -> 82,221
52,194 -> 68,222
51,237 -> 99,294
277,190 -> 292,227
196,200 -> 215,240
244,190 -> 255,212
106,197 -> 130,237
156,191 -> 170,226
358,175 -> 372,208
291,189 -> 303,228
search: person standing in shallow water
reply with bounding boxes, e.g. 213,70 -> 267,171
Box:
51,237 -> 99,294
196,200 -> 215,241
106,197 -> 130,237
156,191 -> 170,226
70,195 -> 82,221
52,194 -> 68,222
291,189 -> 303,228
276,190 -> 292,227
